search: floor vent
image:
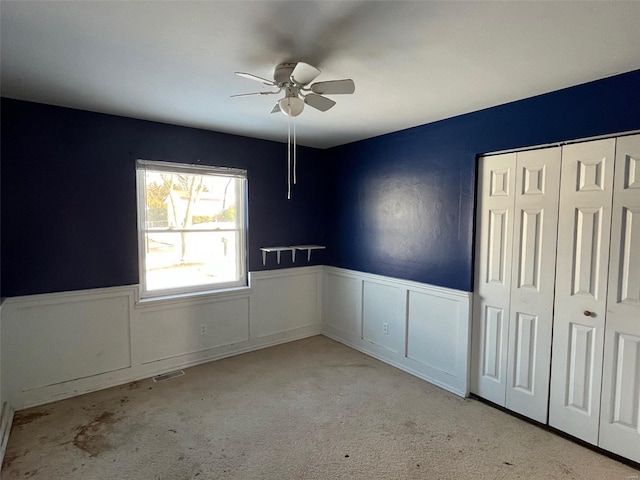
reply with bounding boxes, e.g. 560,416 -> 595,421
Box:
153,370 -> 185,382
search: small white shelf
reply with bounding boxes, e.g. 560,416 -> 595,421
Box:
294,245 -> 326,262
260,245 -> 326,265
260,247 -> 295,265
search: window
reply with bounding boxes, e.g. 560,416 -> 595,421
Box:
136,160 -> 247,298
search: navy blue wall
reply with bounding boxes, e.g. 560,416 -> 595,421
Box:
327,70 -> 640,292
3,70 -> 639,297
1,99 -> 330,297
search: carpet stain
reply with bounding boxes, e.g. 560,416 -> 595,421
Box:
1,449 -> 21,469
73,411 -> 120,457
559,463 -> 575,475
12,410 -> 51,427
128,381 -> 141,390
403,420 -> 425,436
23,468 -> 39,478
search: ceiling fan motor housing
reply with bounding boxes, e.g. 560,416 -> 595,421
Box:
274,63 -> 297,85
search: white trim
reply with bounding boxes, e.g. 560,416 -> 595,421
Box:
323,331 -> 467,397
137,159 -> 246,177
323,266 -> 471,298
134,285 -> 253,308
0,402 -> 14,466
322,266 -> 472,398
482,128 -> 640,157
2,267 -> 322,411
14,326 -> 321,411
135,160 -> 249,299
250,265 -> 322,280
1,284 -> 137,306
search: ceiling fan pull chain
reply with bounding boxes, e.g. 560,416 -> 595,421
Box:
287,115 -> 291,200
293,116 -> 297,185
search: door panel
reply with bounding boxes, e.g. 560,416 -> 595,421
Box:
549,138 -> 616,444
471,153 -> 516,405
487,210 -> 509,284
481,306 -> 505,381
572,207 -> 603,297
566,322 -> 596,413
619,207 -> 640,303
512,312 -> 537,393
599,134 -> 640,462
506,147 -> 561,422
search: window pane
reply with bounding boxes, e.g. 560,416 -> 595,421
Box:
144,231 -> 240,292
137,160 -> 247,297
143,172 -> 238,230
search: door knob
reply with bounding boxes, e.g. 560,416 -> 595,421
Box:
583,310 -> 592,317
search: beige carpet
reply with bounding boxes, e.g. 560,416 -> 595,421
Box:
2,335 -> 637,479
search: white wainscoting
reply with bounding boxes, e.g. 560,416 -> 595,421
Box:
0,266 -> 322,411
322,267 -> 472,397
0,301 -> 12,465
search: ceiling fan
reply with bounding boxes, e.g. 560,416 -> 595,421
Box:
232,62 -> 354,200
232,62 -> 355,116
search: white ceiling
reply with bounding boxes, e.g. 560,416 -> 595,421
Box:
2,1 -> 640,149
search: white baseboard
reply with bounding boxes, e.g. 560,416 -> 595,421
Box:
2,267 -> 323,411
1,401 -> 14,466
17,325 -> 322,411
322,267 -> 472,398
1,265 -> 471,411
323,329 -> 466,397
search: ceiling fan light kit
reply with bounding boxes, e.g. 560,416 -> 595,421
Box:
233,61 -> 355,199
278,90 -> 304,117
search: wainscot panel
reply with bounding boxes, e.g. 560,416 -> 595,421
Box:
139,297 -> 250,364
0,400 -> 13,469
362,280 -> 406,355
2,287 -> 134,394
0,267 -> 322,410
0,301 -> 11,467
249,267 -> 322,340
322,267 -> 472,397
322,270 -> 362,341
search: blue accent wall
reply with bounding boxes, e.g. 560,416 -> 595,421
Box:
327,70 -> 640,291
0,99 -> 329,297
2,70 -> 639,297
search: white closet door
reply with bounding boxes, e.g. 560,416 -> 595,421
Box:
505,147 -> 561,423
599,134 -> 640,462
549,138 -> 616,444
471,153 -> 517,405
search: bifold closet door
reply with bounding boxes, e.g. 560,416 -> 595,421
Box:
549,138 -> 616,445
598,134 -> 640,463
505,147 -> 561,423
472,148 -> 560,422
471,153 -> 516,405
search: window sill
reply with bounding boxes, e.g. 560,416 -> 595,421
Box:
135,285 -> 252,308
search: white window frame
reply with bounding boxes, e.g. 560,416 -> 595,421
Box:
136,159 -> 248,299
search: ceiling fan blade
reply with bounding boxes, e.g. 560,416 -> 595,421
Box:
291,62 -> 321,86
310,79 -> 355,95
270,103 -> 281,114
230,91 -> 278,98
304,93 -> 336,112
235,72 -> 276,86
